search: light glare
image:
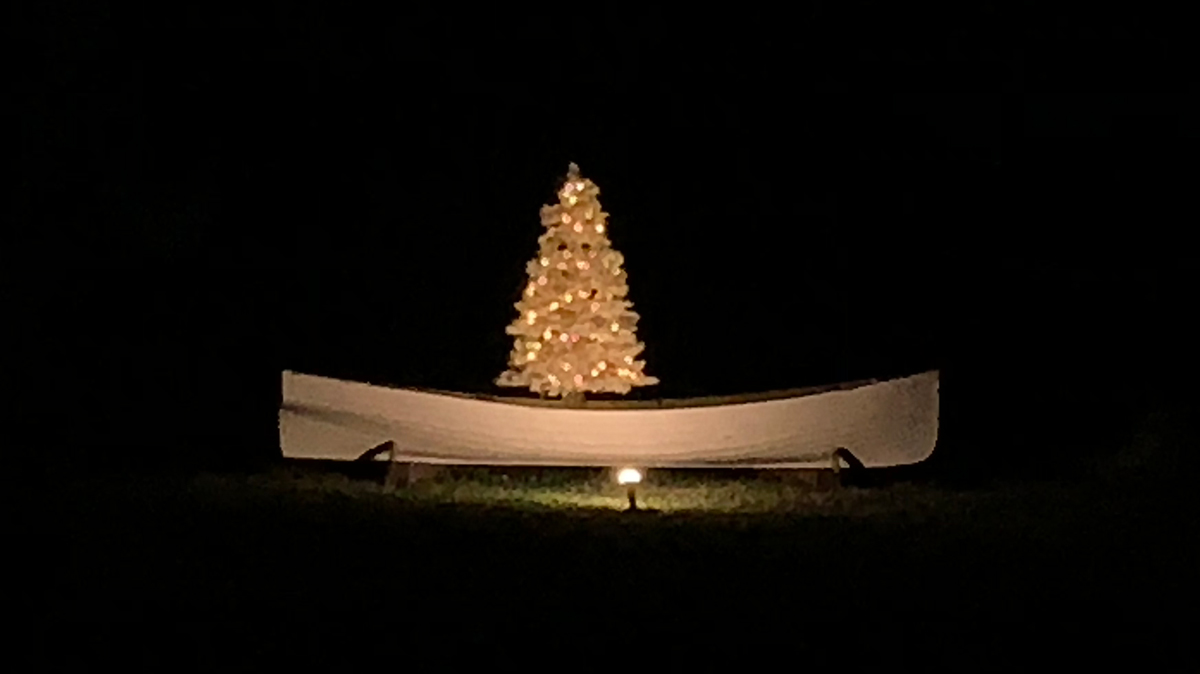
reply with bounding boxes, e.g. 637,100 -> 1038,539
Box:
617,468 -> 642,485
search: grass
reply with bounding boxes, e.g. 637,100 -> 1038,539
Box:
39,402 -> 1197,664
218,462 -> 974,517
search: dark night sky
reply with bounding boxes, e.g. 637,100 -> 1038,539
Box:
13,3 -> 1197,463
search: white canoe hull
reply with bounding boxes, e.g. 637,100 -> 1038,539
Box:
280,370 -> 940,469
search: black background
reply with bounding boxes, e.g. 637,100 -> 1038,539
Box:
13,3 -> 1197,475
17,3 -> 1200,665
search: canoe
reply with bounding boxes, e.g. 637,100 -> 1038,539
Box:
280,369 -> 939,469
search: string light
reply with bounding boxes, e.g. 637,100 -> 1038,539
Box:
591,302 -> 600,312
540,257 -> 549,266
624,356 -> 633,364
589,250 -> 597,258
562,363 -> 572,371
526,351 -> 537,361
527,310 -> 538,323
585,210 -> 593,219
595,224 -> 605,233
538,275 -> 548,285
543,329 -> 553,340
576,261 -> 588,270
598,361 -> 607,371
564,293 -> 573,303
548,374 -> 559,385
574,181 -> 584,191
573,223 -> 583,232
526,284 -> 536,296
591,368 -> 599,377
563,250 -> 572,259
574,374 -> 584,385
561,214 -> 572,224
611,322 -> 619,332
612,268 -> 620,275
560,333 -> 569,342
557,262 -> 568,270
568,195 -> 577,205
549,301 -> 559,311
570,333 -> 579,343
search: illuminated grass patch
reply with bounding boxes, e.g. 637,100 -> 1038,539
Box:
245,462 -> 957,516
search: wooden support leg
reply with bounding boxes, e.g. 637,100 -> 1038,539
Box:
383,456 -> 444,491
831,447 -> 865,488
383,442 -> 401,493
407,463 -> 444,486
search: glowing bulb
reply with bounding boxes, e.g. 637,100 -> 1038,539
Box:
567,294 -> 576,304
526,285 -> 536,297
548,374 -> 559,385
560,333 -> 569,342
557,262 -> 568,270
543,329 -> 553,340
585,209 -> 593,220
563,250 -> 572,259
573,374 -> 584,385
612,268 -> 620,275
595,224 -> 605,233
574,181 -> 585,191
570,333 -> 579,343
576,261 -> 587,270
573,223 -> 583,232
590,302 -> 600,312
617,468 -> 642,485
589,250 -> 597,258
549,301 -> 559,311
597,361 -> 607,371
611,322 -> 619,332
591,368 -> 599,377
562,363 -> 572,371
538,275 -> 548,285
540,257 -> 549,267
526,351 -> 537,361
562,214 -> 572,224
624,356 -> 633,364
568,195 -> 577,205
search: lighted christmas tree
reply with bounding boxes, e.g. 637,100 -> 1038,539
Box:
497,163 -> 659,403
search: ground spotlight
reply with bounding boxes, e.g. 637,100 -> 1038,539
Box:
617,467 -> 643,511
